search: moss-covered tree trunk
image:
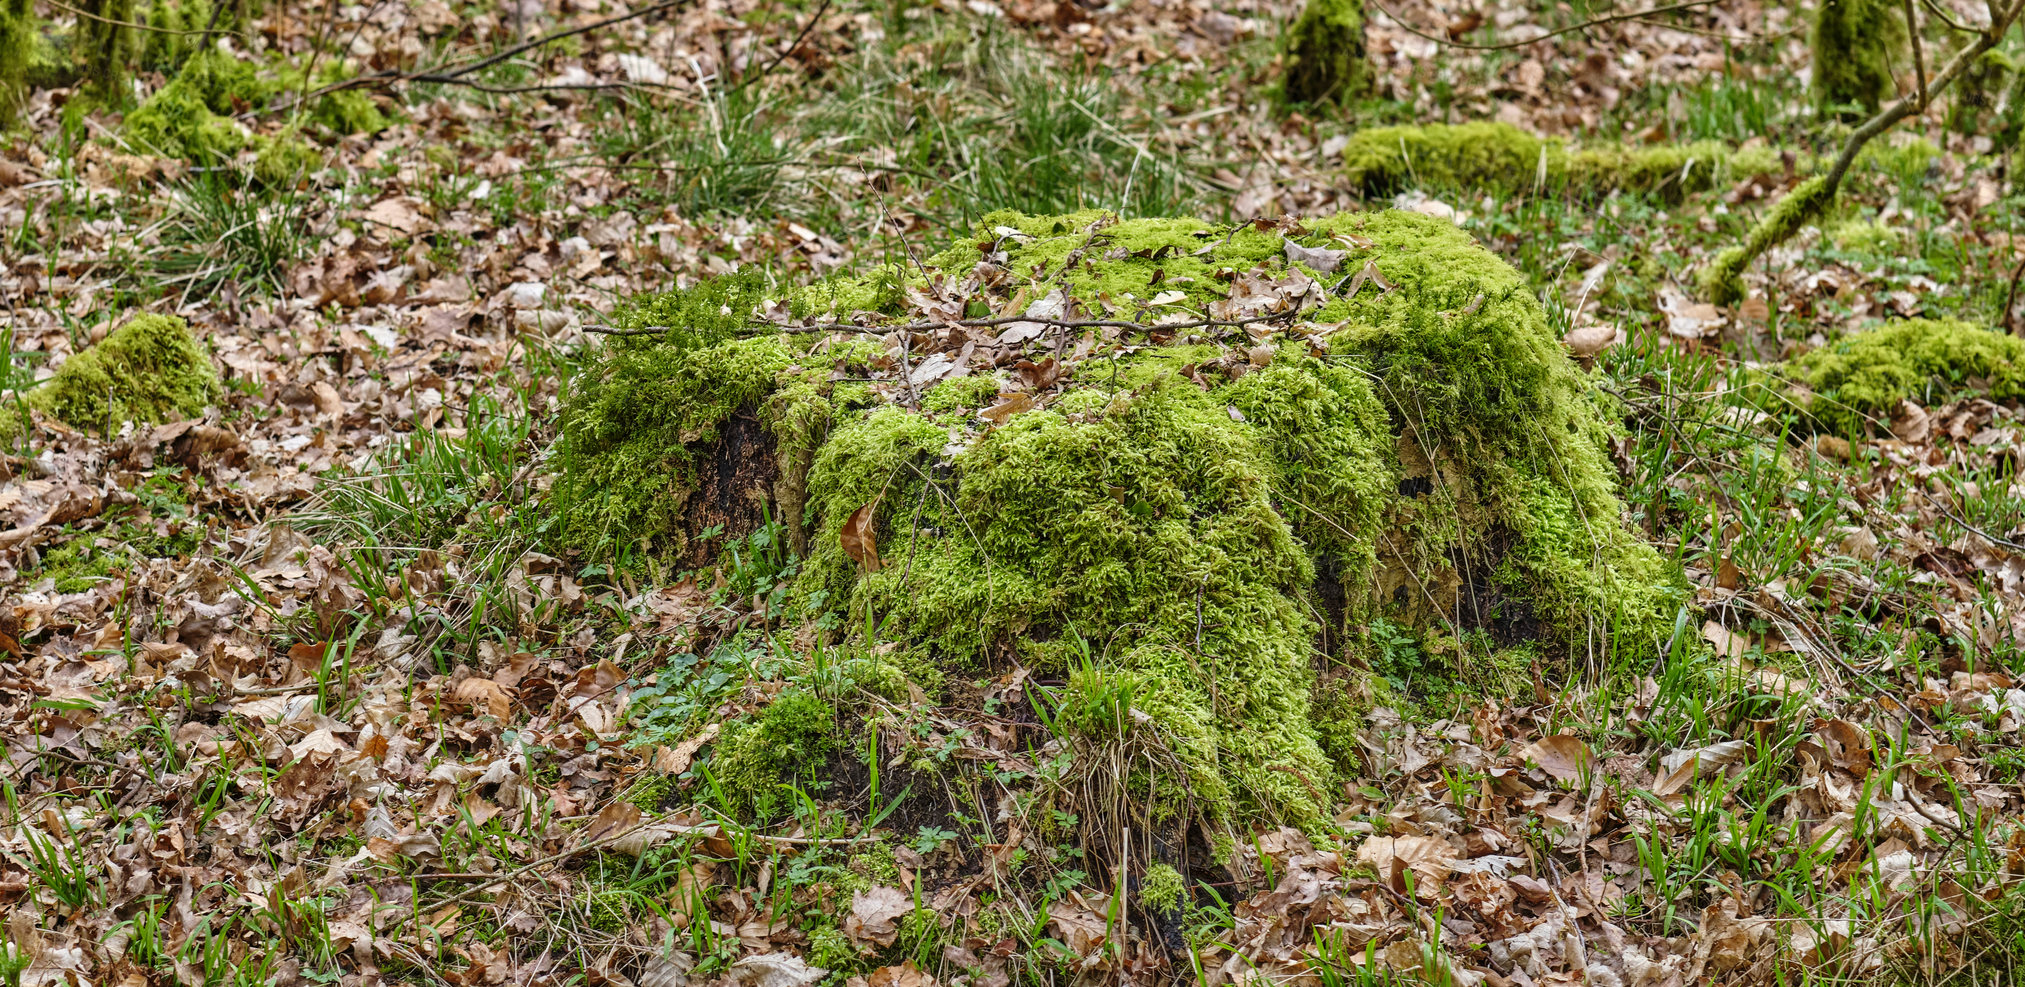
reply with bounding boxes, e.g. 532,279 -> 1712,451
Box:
80,0 -> 139,97
0,0 -> 36,119
1811,0 -> 1906,116
1282,0 -> 1369,105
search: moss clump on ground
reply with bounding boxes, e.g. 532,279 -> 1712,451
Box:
1786,319 -> 2025,433
1811,0 -> 1904,116
32,313 -> 220,431
709,688 -> 840,822
559,209 -> 1679,828
1282,0 -> 1368,105
125,50 -> 263,160
1337,122 -> 1784,199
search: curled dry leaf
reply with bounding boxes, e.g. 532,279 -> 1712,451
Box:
979,392 -> 1036,426
1653,739 -> 1750,796
1516,734 -> 1592,783
1563,324 -> 1618,359
841,501 -> 883,572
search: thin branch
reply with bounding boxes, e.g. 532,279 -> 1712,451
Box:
581,310 -> 1304,338
1921,0 -> 1976,33
257,0 -> 691,117
43,0 -> 212,33
1906,0 -> 1930,110
1368,0 -> 1723,52
728,0 -> 834,93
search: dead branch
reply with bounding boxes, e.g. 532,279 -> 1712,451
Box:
581,310 -> 1307,338
1368,0 -> 1725,52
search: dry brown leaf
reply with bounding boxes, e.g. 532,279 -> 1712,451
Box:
844,885 -> 912,948
841,501 -> 883,572
979,392 -> 1036,426
866,961 -> 937,987
1353,835 -> 1457,891
654,722 -> 721,775
453,676 -> 514,719
1516,734 -> 1592,783
1701,620 -> 1751,658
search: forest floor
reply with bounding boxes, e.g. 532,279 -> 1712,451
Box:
6,0 -> 2025,984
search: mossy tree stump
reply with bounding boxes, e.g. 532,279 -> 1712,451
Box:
1282,0 -> 1370,105
1811,0 -> 1905,117
558,210 -> 1678,827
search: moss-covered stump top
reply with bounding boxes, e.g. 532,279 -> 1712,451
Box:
559,209 -> 1678,826
32,313 -> 220,431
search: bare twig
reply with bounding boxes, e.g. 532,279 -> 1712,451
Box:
259,0 -> 692,117
2004,252 -> 2025,335
729,0 -> 834,92
1920,0 -> 1976,32
582,310 -> 1301,339
1368,0 -> 1723,52
1905,0 -> 1930,110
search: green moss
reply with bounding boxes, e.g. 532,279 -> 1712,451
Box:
1139,863 -> 1185,914
1337,122 -> 1784,199
1698,175 -> 1834,306
709,688 -> 840,822
0,0 -> 36,121
1281,0 -> 1368,105
138,0 -> 210,71
1828,218 -> 1900,254
124,50 -> 264,160
32,314 -> 220,431
1786,319 -> 2025,433
560,209 -> 1681,829
32,538 -> 122,593
918,373 -> 1001,413
1811,0 -> 1904,116
252,128 -> 321,186
312,87 -> 387,136
78,0 -> 137,97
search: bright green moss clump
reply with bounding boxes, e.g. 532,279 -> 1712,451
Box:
33,313 -> 220,431
559,209 -> 1678,828
1338,122 -> 1783,199
709,688 -> 840,822
1787,319 -> 2025,433
125,50 -> 264,160
1811,0 -> 1904,116
1282,0 -> 1368,105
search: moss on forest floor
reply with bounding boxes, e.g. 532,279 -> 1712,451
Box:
557,208 -> 1682,828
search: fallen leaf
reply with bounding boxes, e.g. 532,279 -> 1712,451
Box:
841,502 -> 883,572
453,676 -> 513,719
1284,240 -> 1348,273
979,392 -> 1036,426
1516,734 -> 1592,783
1354,835 -> 1458,891
728,952 -> 828,987
845,886 -> 912,948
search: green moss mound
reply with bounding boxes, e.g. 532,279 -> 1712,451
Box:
1282,0 -> 1368,105
1811,0 -> 1904,116
710,688 -> 840,822
1338,122 -> 1784,199
1786,319 -> 2025,433
557,209 -> 1679,827
32,313 -> 220,430
125,50 -> 264,161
